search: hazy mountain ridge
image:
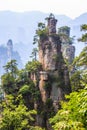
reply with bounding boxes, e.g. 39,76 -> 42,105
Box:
0,11 -> 87,65
0,11 -> 71,44
68,12 -> 87,26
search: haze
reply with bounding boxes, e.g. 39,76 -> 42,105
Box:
0,0 -> 87,19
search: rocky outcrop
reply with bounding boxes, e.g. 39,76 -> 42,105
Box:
39,35 -> 61,71
63,45 -> 75,64
58,26 -> 75,64
32,14 -> 72,129
0,39 -> 23,75
7,39 -> 13,61
38,14 -> 71,105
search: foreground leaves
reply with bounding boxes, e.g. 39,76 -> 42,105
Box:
50,86 -> 87,130
0,95 -> 37,130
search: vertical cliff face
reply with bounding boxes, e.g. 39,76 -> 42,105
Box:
7,39 -> 13,61
58,26 -> 75,64
27,15 -> 72,129
47,14 -> 57,34
38,14 -> 71,105
39,35 -> 61,71
64,45 -> 75,64
0,39 -> 23,76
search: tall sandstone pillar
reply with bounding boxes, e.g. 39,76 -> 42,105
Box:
38,14 -> 71,107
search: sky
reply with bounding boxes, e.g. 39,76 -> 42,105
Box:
0,0 -> 87,19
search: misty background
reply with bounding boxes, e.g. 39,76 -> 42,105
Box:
0,11 -> 87,69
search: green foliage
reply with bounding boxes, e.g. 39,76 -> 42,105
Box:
58,26 -> 70,33
78,33 -> 87,42
30,48 -> 38,61
58,26 -> 75,45
36,22 -> 48,38
50,121 -> 85,130
19,82 -> 34,95
37,28 -> 46,37
50,86 -> 87,130
3,59 -> 18,76
70,46 -> 87,91
1,73 -> 17,94
1,60 -> 19,94
1,22 -> 87,130
70,70 -> 83,91
78,24 -> 87,42
0,95 -> 37,130
72,46 -> 87,69
19,85 -> 30,95
81,24 -> 87,31
41,23 -> 87,128
25,60 -> 42,73
33,22 -> 48,44
58,26 -> 70,37
16,69 -> 30,85
30,126 -> 44,130
19,82 -> 40,101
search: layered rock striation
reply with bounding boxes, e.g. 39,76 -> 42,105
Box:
31,14 -> 72,128
38,14 -> 71,105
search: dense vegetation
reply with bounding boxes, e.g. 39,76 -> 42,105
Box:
0,60 -> 43,130
49,24 -> 87,130
0,24 -> 87,130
